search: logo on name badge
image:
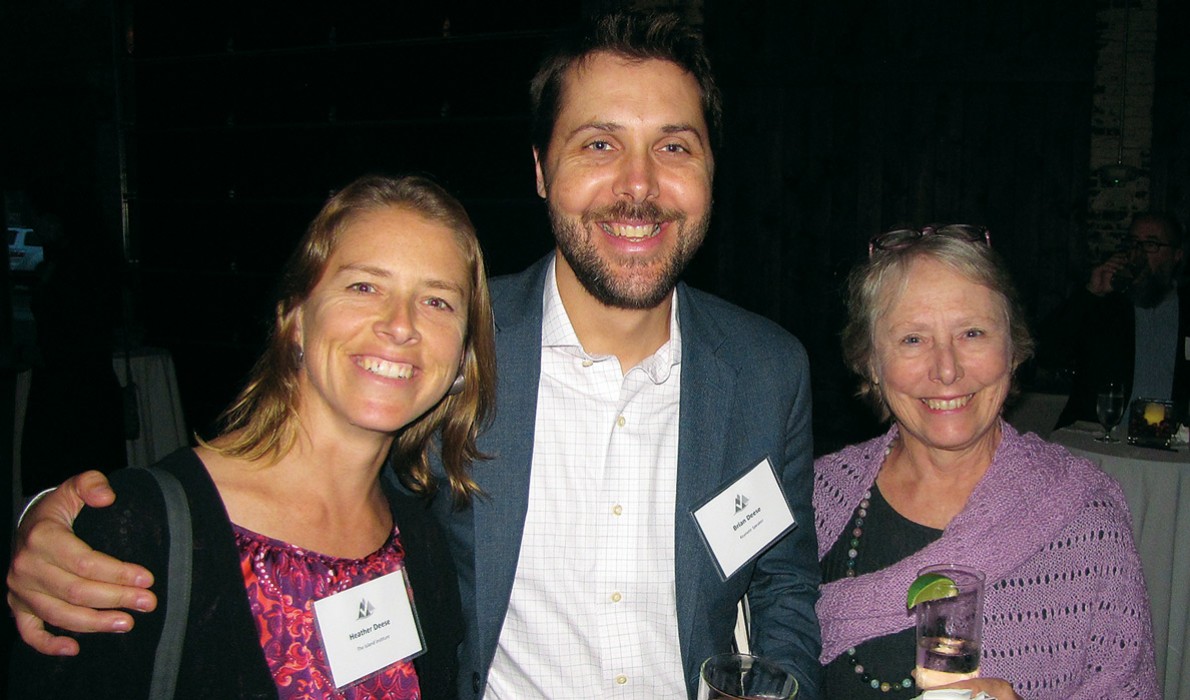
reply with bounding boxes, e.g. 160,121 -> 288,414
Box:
357,598 -> 375,620
734,494 -> 749,513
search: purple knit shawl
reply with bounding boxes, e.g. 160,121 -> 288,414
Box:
814,421 -> 1159,699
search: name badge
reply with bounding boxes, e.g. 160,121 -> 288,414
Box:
690,458 -> 797,581
312,568 -> 424,689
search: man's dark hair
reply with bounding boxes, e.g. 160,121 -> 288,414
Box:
1131,211 -> 1186,247
529,10 -> 723,162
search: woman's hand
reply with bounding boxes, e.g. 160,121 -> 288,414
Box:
7,471 -> 157,656
933,676 -> 1022,700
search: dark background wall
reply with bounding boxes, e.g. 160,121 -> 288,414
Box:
698,2 -> 1101,449
3,0 -> 1189,458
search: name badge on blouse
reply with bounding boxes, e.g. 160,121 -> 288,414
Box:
312,568 -> 424,690
690,457 -> 797,581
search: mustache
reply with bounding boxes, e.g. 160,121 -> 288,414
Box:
580,200 -> 685,225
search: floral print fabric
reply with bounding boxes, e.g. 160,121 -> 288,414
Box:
235,524 -> 421,699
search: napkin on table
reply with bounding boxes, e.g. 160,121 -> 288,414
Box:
911,690 -> 995,700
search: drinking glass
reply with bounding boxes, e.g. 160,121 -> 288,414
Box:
1095,382 -> 1126,443
698,653 -> 798,699
914,564 -> 985,690
1109,248 -> 1146,294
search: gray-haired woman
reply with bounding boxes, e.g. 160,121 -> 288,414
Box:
814,226 -> 1157,699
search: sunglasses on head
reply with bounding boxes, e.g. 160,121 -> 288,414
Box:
868,224 -> 991,258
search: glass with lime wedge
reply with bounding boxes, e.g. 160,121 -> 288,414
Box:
906,572 -> 959,609
909,565 -> 985,690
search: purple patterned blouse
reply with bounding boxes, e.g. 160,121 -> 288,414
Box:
234,524 -> 421,699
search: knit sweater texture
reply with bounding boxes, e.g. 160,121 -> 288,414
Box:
813,422 -> 1158,699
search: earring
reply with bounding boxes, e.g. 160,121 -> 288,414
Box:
296,347 -> 304,364
447,372 -> 465,396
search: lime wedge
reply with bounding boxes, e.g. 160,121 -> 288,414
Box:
906,573 -> 959,609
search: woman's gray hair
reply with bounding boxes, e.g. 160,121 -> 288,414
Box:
841,233 -> 1034,421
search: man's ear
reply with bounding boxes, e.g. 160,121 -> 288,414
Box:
533,147 -> 548,199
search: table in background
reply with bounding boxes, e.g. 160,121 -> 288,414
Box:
1052,424 -> 1190,700
110,347 -> 189,468
12,347 -> 188,500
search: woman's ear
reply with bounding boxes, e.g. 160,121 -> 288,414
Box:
285,304 -> 305,361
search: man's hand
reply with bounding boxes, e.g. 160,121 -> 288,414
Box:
7,471 -> 157,656
1087,253 -> 1129,297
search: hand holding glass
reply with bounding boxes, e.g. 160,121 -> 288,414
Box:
698,653 -> 798,699
914,565 -> 985,689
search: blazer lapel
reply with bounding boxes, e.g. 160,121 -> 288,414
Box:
672,284 -> 739,662
469,255 -> 551,665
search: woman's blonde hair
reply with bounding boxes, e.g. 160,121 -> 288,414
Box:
205,174 -> 495,504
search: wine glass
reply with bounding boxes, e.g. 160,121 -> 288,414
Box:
1095,382 -> 1125,443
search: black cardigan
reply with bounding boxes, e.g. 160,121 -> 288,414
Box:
7,448 -> 463,699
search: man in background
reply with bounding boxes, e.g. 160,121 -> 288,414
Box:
1043,212 -> 1189,428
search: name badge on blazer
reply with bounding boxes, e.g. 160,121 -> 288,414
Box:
689,457 -> 797,581
313,568 -> 424,689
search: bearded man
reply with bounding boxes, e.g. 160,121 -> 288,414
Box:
1046,212 -> 1190,428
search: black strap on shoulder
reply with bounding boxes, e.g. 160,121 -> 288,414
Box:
142,466 -> 193,700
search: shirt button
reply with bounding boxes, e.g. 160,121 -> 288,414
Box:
582,359 -> 593,367
615,675 -> 628,685
612,504 -> 623,516
611,591 -> 622,602
617,415 -> 626,427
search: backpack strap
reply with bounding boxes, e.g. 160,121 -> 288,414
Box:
141,466 -> 193,700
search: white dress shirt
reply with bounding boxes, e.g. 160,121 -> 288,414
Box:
484,259 -> 687,699
1131,289 -> 1179,405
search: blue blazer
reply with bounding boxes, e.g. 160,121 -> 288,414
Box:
429,255 -> 822,699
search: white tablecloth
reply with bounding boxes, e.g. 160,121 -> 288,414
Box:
13,348 -> 188,498
110,347 -> 189,468
1052,425 -> 1190,700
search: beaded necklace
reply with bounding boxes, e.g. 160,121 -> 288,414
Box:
842,488 -> 915,693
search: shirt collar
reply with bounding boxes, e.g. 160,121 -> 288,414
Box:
540,255 -> 682,383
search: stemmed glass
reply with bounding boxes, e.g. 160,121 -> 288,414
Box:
1095,382 -> 1125,443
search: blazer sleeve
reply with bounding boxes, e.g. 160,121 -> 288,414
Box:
744,339 -> 823,700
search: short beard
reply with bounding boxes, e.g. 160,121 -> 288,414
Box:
549,199 -> 709,310
1130,271 -> 1174,308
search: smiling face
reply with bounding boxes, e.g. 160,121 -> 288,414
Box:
873,257 -> 1013,455
293,205 -> 470,441
534,52 -> 714,310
